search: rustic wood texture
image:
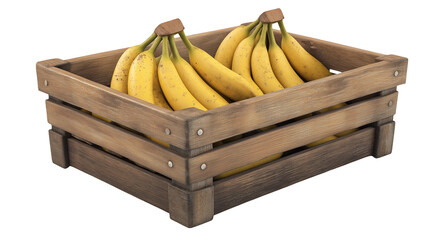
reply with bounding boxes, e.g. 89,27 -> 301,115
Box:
37,61 -> 192,149
48,129 -> 69,168
187,93 -> 397,183
45,100 -> 189,184
155,18 -> 185,36
259,8 -> 284,23
68,138 -> 170,211
185,55 -> 407,149
168,184 -> 214,227
214,127 -> 375,214
373,121 -> 396,158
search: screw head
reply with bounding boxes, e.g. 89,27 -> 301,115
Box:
388,100 -> 393,107
197,129 -> 204,136
44,80 -> 48,86
165,128 -> 171,135
394,70 -> 399,77
200,163 -> 207,170
168,161 -> 173,168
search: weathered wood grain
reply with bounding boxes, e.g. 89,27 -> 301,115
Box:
185,56 -> 407,149
48,129 -> 69,168
373,121 -> 396,158
45,100 -> 189,184
187,92 -> 397,183
214,127 -> 375,213
68,138 -> 170,211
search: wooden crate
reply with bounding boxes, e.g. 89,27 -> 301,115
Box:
36,25 -> 407,227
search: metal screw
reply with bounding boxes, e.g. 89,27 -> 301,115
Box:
197,129 -> 204,136
394,70 -> 399,77
388,100 -> 393,107
44,80 -> 48,86
200,163 -> 207,170
165,128 -> 171,135
168,161 -> 174,168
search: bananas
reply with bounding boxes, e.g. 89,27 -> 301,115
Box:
278,20 -> 331,81
169,35 -> 228,110
251,24 -> 284,93
267,23 -> 304,88
179,31 -> 262,101
215,19 -> 260,68
158,36 -> 207,111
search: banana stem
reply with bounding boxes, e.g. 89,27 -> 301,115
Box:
267,23 -> 277,47
140,32 -> 157,51
178,31 -> 194,51
258,24 -> 268,46
244,19 -> 260,32
148,36 -> 162,53
278,20 -> 287,38
168,35 -> 181,60
250,22 -> 263,39
162,36 -> 169,58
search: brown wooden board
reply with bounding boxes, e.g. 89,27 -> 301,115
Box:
186,92 -> 397,183
68,138 -> 170,211
214,127 -> 375,213
48,129 -> 69,168
45,100 -> 189,184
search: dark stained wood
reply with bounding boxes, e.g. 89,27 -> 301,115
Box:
68,138 -> 170,212
48,129 -> 69,168
373,121 -> 396,158
168,183 -> 214,227
259,8 -> 284,23
45,100 -> 189,184
214,127 -> 375,213
185,55 -> 407,149
187,93 -> 397,183
155,18 -> 185,36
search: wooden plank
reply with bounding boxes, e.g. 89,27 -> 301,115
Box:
68,138 -> 170,212
45,100 -> 189,184
168,184 -> 214,227
214,127 -> 375,214
373,121 -> 396,158
187,92 -> 398,183
48,129 -> 69,168
37,61 -> 191,149
186,56 -> 407,149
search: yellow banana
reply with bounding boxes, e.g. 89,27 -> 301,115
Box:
267,23 -> 304,88
306,135 -> 337,148
153,57 -> 172,110
128,37 -> 162,103
251,24 -> 284,94
168,35 -> 228,110
111,32 -> 157,93
179,31 -> 262,101
158,36 -> 207,111
231,23 -> 264,96
278,20 -> 330,81
215,19 -> 260,68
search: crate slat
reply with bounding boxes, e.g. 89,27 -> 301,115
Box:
186,56 -> 407,149
68,138 -> 170,212
187,92 -> 397,183
45,100 -> 188,184
214,127 -> 375,213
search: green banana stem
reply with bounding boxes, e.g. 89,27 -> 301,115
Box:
140,32 -> 158,51
244,19 -> 260,32
258,24 -> 268,46
168,35 -> 181,60
267,23 -> 277,47
249,22 -> 263,39
178,31 -> 194,51
162,36 -> 170,58
278,20 -> 287,38
148,36 -> 162,53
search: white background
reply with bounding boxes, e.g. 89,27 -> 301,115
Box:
1,0 -> 427,239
